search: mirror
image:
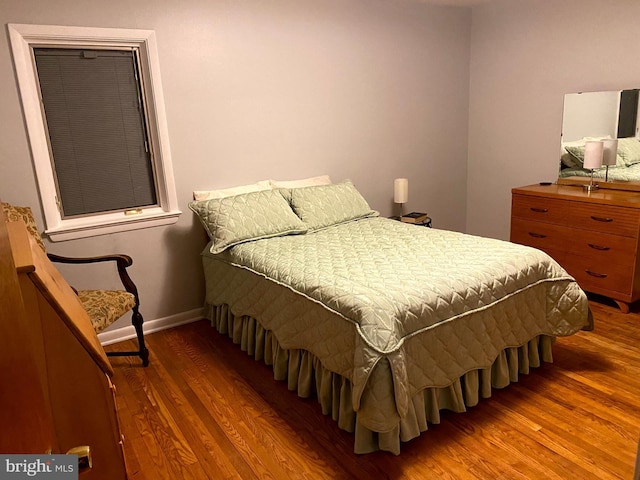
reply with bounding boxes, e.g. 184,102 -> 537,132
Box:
557,89 -> 640,191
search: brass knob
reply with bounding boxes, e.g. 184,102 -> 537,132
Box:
66,445 -> 92,472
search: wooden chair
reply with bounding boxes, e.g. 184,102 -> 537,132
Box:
2,203 -> 149,367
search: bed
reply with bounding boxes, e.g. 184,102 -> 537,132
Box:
189,179 -> 592,454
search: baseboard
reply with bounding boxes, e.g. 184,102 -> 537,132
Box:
97,307 -> 206,346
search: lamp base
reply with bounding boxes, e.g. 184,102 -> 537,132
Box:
583,170 -> 598,192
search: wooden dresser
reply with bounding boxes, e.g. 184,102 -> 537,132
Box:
2,218 -> 128,478
511,184 -> 640,313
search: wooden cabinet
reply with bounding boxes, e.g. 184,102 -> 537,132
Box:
511,184 -> 640,313
1,218 -> 127,479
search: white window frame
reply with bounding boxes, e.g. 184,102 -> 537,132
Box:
8,23 -> 181,241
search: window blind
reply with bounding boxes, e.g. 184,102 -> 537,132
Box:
34,48 -> 157,217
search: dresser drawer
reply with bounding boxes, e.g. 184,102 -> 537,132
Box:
512,194 -> 569,225
510,218 -> 568,253
569,202 -> 640,237
567,227 -> 638,261
562,253 -> 634,296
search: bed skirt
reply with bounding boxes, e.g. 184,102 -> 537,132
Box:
207,303 -> 555,455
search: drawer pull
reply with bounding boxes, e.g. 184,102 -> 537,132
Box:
530,207 -> 548,213
585,269 -> 607,278
590,215 -> 613,223
588,243 -> 610,251
528,232 -> 547,239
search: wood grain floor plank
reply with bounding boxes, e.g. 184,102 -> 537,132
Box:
146,332 -> 269,480
494,382 -> 633,478
106,297 -> 640,479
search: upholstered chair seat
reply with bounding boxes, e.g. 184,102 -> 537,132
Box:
77,289 -> 137,334
1,202 -> 149,366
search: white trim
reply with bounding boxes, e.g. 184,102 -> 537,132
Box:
8,23 -> 180,241
46,208 -> 181,241
98,307 -> 206,346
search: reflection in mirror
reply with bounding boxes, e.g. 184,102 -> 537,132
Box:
558,89 -> 640,190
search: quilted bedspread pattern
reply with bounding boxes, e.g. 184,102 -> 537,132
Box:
202,217 -> 590,433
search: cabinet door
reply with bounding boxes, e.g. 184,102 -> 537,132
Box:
38,293 -> 128,479
5,219 -> 127,479
0,209 -> 56,454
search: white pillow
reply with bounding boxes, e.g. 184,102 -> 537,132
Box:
193,180 -> 270,201
268,175 -> 332,189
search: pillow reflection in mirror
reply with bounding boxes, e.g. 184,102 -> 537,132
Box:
563,136 -> 625,167
616,138 -> 640,167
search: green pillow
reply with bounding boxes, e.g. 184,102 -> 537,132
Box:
616,138 -> 640,166
564,145 -> 590,165
289,180 -> 378,231
189,189 -> 307,254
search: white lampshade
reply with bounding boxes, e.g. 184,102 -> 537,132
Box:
583,141 -> 604,169
394,178 -> 408,204
602,138 -> 618,166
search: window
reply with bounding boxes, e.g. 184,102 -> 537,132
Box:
9,24 -> 180,241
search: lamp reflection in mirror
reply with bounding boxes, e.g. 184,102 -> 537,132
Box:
602,138 -> 618,182
583,141 -> 604,192
394,178 -> 408,217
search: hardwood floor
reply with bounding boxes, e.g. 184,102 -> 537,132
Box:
106,298 -> 640,479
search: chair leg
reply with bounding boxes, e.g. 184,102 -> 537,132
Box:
105,307 -> 149,367
132,308 -> 149,367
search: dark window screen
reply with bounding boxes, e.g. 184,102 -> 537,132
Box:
34,48 -> 157,217
618,89 -> 639,138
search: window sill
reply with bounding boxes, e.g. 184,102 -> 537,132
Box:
45,208 -> 182,242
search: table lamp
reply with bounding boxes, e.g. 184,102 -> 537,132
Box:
602,138 -> 618,182
583,141 -> 604,192
394,178 -> 408,217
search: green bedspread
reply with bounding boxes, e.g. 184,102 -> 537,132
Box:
202,217 -> 590,434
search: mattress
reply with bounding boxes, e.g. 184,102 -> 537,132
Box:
201,217 -> 591,453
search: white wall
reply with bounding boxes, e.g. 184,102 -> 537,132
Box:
0,0 -> 471,329
467,0 -> 640,240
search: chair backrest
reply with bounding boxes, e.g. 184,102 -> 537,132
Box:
1,203 -> 47,252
